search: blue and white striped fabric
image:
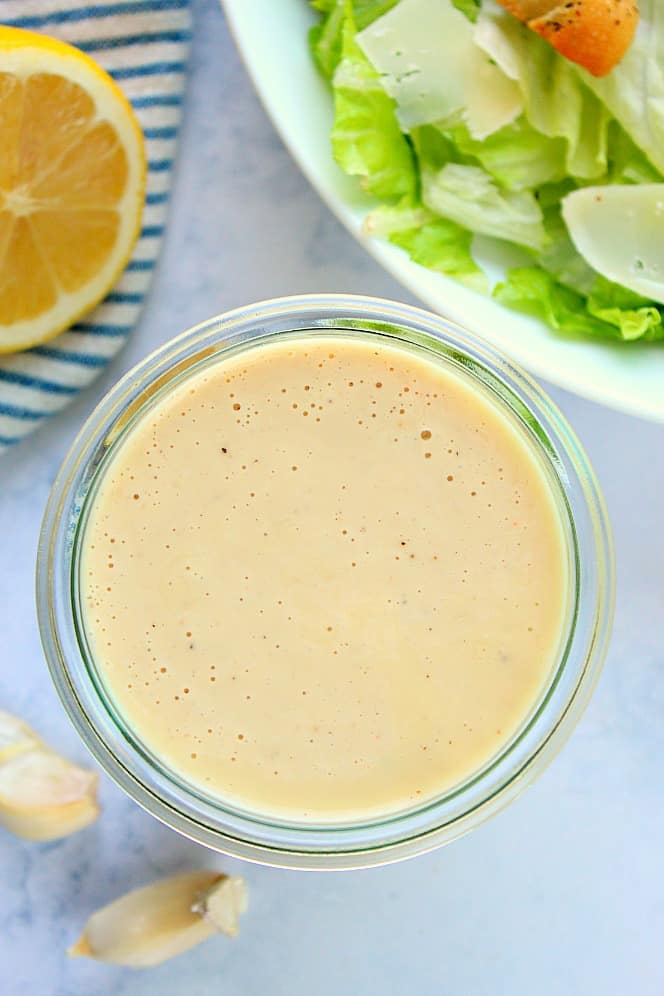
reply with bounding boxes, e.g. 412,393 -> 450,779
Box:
0,0 -> 191,453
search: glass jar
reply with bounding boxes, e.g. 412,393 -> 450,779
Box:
37,295 -> 614,869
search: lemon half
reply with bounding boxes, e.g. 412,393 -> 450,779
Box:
0,27 -> 146,353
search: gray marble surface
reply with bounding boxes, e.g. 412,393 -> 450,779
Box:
0,2 -> 662,993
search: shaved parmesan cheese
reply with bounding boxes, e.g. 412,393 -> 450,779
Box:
356,0 -> 522,139
562,186 -> 664,305
473,6 -> 521,81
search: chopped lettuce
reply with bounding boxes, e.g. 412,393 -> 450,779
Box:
351,0 -> 401,27
310,0 -> 664,345
331,13 -> 417,202
422,162 -> 546,250
587,278 -> 663,342
494,269 -> 663,342
536,192 -> 597,297
574,0 -> 664,175
366,203 -> 489,291
606,124 -> 662,186
451,0 -> 480,22
494,268 -> 614,338
309,0 -> 397,79
474,2 -> 611,179
309,1 -> 346,79
440,116 -> 567,192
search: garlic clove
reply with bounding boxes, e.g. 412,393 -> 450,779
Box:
0,746 -> 99,841
69,871 -> 247,968
192,875 -> 248,938
0,710 -> 42,763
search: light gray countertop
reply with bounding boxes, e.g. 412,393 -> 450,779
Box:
0,2 -> 662,993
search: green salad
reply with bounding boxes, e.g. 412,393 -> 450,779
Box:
309,0 -> 664,343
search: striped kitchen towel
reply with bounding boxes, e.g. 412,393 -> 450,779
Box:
0,0 -> 191,453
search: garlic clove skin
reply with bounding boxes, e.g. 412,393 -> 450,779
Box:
68,871 -> 247,968
0,747 -> 99,841
193,875 -> 248,938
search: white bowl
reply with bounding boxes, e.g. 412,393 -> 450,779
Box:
221,0 -> 664,422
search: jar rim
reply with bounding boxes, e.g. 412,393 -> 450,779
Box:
37,294 -> 614,869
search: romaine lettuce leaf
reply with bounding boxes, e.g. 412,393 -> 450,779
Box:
494,267 -> 607,337
474,2 -> 611,179
531,131 -> 663,298
606,123 -> 663,186
494,268 -> 664,341
574,0 -> 664,175
331,12 -> 417,202
411,124 -> 546,249
366,203 -> 489,291
451,0 -> 480,22
440,116 -> 567,192
309,1 -> 346,79
536,193 -> 597,297
352,0 -> 400,27
587,278 -> 663,342
309,0 -> 398,79
421,162 -> 546,249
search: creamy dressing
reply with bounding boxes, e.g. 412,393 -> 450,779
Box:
80,335 -> 568,821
